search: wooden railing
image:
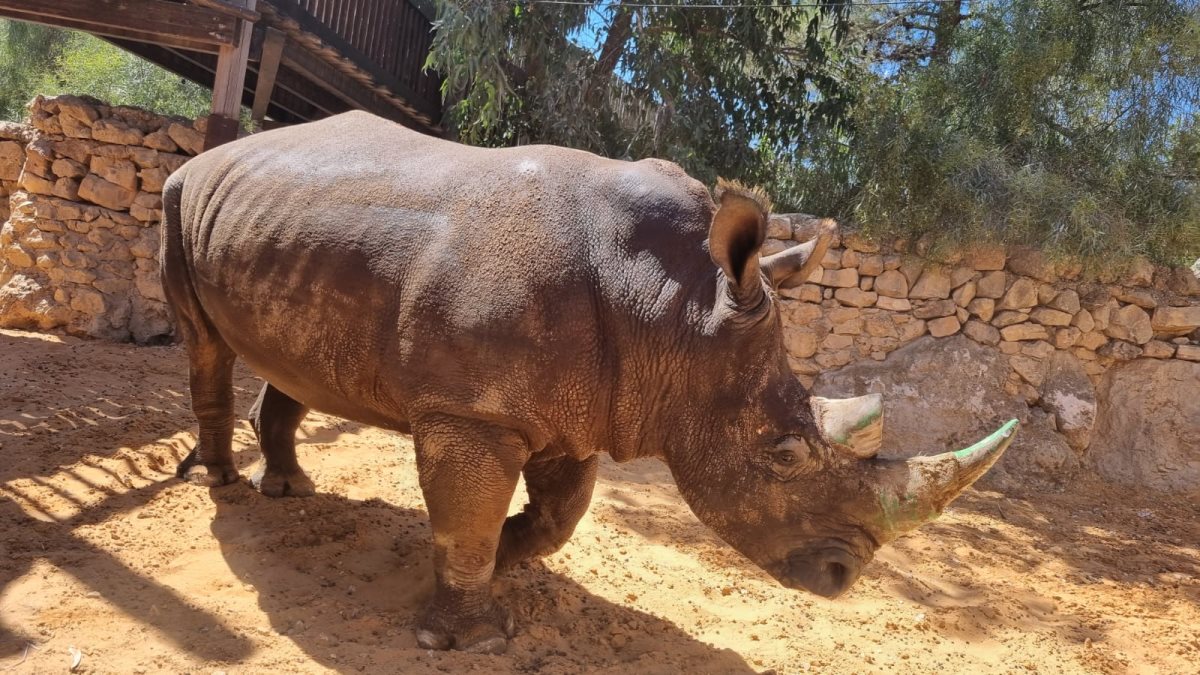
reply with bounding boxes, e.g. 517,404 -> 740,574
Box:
269,0 -> 441,120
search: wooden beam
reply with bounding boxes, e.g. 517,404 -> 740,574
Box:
205,0 -> 257,150
190,0 -> 259,23
251,27 -> 286,125
0,0 -> 237,50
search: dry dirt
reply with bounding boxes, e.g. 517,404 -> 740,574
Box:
1,328 -> 1197,674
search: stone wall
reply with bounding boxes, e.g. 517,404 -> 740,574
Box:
766,215 -> 1200,491
2,94 -> 1198,491
0,95 -> 204,342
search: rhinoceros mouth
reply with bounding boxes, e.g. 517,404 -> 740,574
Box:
780,545 -> 862,599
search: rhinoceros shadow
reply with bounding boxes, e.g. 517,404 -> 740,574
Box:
206,483 -> 758,674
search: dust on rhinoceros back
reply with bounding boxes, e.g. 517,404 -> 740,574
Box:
161,110 -> 1018,654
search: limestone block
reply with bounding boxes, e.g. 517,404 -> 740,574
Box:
999,277 -> 1039,310
1040,352 -> 1096,453
51,139 -> 96,164
1077,331 -> 1108,351
1150,306 -> 1200,337
1141,340 -> 1175,359
927,316 -> 961,338
834,287 -> 877,308
821,248 -> 842,269
842,232 -> 880,253
128,147 -> 160,169
1071,309 -> 1095,333
963,320 -> 1000,346
1048,289 -> 1080,314
992,310 -> 1029,328
860,276 -> 874,292
976,270 -> 1006,299
967,297 -> 995,322
89,156 -> 138,192
1009,355 -> 1046,387
897,318 -> 927,342
1022,340 -> 1055,359
19,171 -> 55,196
60,115 -> 93,139
1176,344 -> 1200,361
779,284 -> 822,303
0,140 -> 24,181
819,267 -> 859,288
1030,307 -> 1073,327
51,177 -> 80,201
872,269 -> 909,299
143,129 -> 178,152
951,280 -> 977,308
167,123 -> 205,155
69,287 -> 107,315
92,118 -> 144,145
1053,326 -> 1081,349
1114,287 -> 1156,309
1037,284 -> 1058,306
1098,340 -> 1142,361
874,296 -> 911,312
1105,304 -> 1153,345
882,254 -> 901,271
130,192 -> 163,222
910,265 -> 952,299
79,174 -> 136,211
841,249 -> 859,268
950,266 -> 976,289
858,255 -> 884,276
822,333 -> 854,350
1000,322 -> 1050,342
913,299 -> 956,319
1123,256 -> 1155,287
783,328 -> 818,358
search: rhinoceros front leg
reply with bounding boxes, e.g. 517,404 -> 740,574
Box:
412,413 -> 528,654
247,382 -> 316,497
496,453 -> 597,570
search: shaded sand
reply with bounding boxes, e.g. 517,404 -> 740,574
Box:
1,328 -> 1197,673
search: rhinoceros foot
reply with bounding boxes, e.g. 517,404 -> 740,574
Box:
175,448 -> 240,487
249,463 -> 316,498
416,601 -> 516,654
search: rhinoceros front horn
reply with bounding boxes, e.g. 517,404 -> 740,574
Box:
873,419 -> 1019,540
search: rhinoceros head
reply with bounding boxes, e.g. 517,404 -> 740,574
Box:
663,181 -> 1017,599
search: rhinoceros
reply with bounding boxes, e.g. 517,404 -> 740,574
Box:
161,111 -> 1017,654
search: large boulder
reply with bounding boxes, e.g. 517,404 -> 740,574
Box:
1090,359 -> 1200,494
812,335 -> 1076,486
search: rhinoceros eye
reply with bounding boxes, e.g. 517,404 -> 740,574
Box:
768,437 -> 811,481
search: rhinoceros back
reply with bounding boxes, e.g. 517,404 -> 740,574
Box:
162,111 -> 714,445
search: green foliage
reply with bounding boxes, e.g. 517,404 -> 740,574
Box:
0,20 -> 210,122
0,21 -> 68,121
776,0 -> 1200,265
428,0 -> 852,188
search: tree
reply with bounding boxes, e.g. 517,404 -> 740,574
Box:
427,0 -> 854,189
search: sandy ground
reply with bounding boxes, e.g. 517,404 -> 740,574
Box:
0,328 -> 1197,674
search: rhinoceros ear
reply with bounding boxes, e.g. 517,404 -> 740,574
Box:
810,394 -> 884,459
709,179 -> 771,303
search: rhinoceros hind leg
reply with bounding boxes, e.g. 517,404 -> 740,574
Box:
248,382 -> 315,498
173,314 -> 239,487
496,453 -> 597,570
412,413 -> 527,653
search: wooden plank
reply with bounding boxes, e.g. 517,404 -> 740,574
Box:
265,0 -> 441,119
206,0 -> 257,149
251,27 -> 287,124
0,0 -> 236,47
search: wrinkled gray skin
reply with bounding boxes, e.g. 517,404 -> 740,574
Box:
162,111 -> 1004,654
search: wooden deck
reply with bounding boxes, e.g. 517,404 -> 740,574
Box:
0,0 -> 443,144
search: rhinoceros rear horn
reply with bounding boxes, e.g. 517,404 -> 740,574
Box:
811,394 -> 884,459
874,419 -> 1019,539
759,218 -> 837,289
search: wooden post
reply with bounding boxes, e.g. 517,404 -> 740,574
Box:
250,27 -> 287,129
204,0 -> 257,150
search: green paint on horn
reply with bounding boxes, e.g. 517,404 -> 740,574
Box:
953,418 -> 1019,461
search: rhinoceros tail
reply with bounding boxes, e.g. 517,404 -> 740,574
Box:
159,168 -> 222,348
